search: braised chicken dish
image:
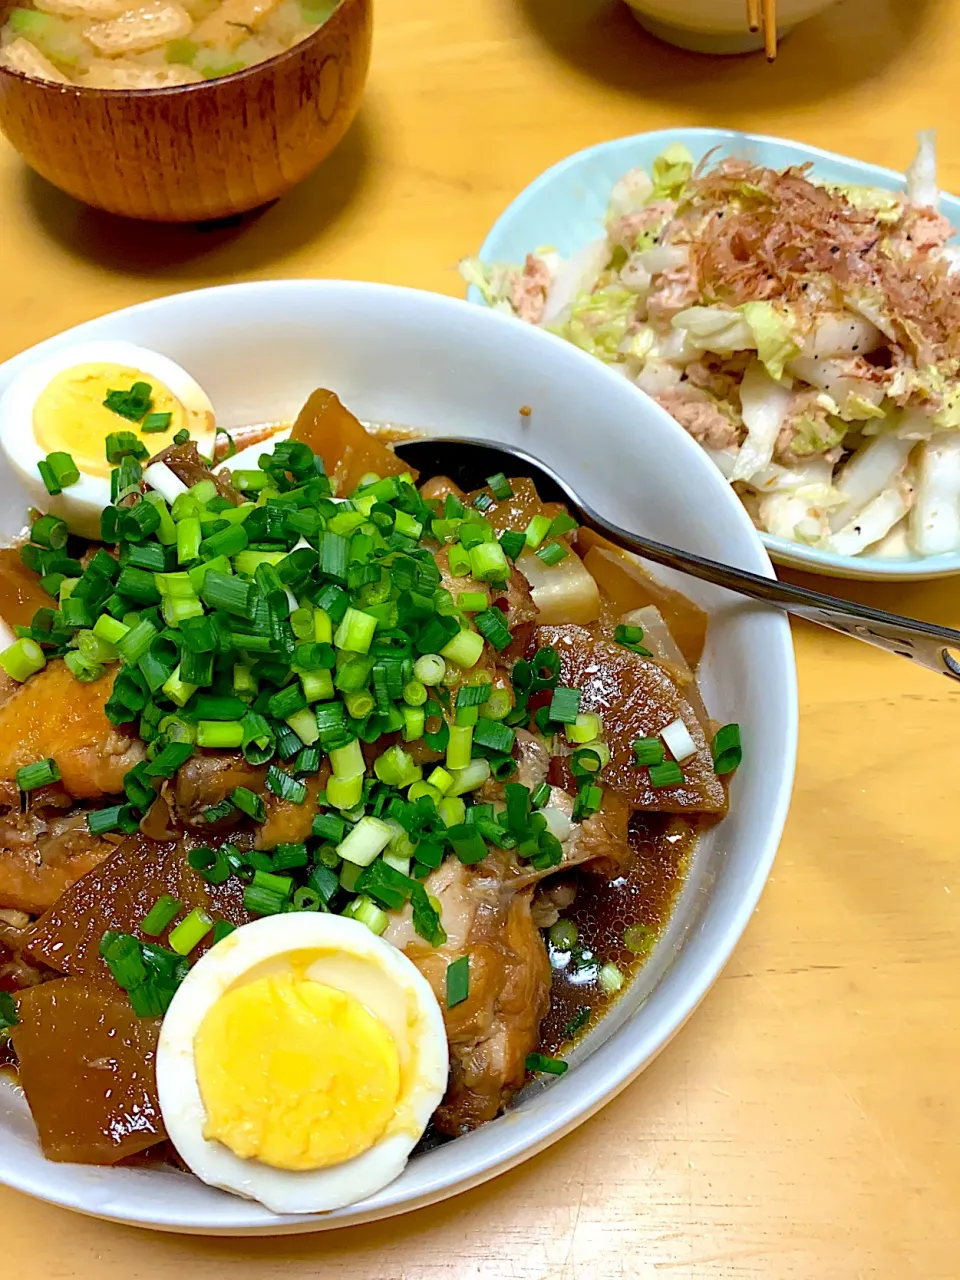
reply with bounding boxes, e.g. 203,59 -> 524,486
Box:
0,372 -> 740,1213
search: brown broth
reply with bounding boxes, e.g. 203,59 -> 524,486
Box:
538,812 -> 705,1056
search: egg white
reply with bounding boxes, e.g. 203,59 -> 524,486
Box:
156,913 -> 449,1215
0,341 -> 216,539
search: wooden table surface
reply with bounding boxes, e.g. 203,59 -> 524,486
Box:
2,0 -> 959,1275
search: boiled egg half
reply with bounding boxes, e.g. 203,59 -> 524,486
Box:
0,341 -> 216,538
156,914 -> 448,1214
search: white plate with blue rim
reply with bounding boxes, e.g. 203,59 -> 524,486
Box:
465,127 -> 960,583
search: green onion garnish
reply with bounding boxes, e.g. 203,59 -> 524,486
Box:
526,1052 -> 568,1076
0,637 -> 46,682
485,473 -> 513,502
631,737 -> 665,767
15,757 -> 61,791
104,381 -> 153,423
474,608 -> 512,651
0,990 -> 18,1035
711,723 -> 742,775
547,685 -> 580,725
445,954 -> 470,1007
44,451 -> 80,491
167,907 -> 214,956
648,760 -> 684,788
105,430 -> 149,463
265,765 -> 307,804
231,786 -> 266,822
141,411 -> 173,433
563,1006 -> 591,1039
141,894 -> 182,937
614,624 -> 652,656
535,540 -> 568,567
30,513 -> 69,550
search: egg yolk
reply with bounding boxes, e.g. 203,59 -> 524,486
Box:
194,972 -> 401,1172
32,363 -> 187,479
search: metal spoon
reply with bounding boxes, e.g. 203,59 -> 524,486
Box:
394,436 -> 960,683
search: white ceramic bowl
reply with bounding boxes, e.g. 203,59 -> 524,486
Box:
623,0 -> 838,53
468,127 -> 960,583
0,281 -> 797,1235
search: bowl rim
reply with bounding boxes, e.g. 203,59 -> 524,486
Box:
0,0 -> 366,98
0,280 -> 798,1233
467,124 -> 960,582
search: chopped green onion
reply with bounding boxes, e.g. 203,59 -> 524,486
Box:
338,815 -> 394,866
212,920 -> 236,944
525,1052 -> 568,1076
196,720 -> 244,749
348,894 -> 389,935
188,845 -> 232,884
565,712 -> 602,744
712,723 -> 742,775
88,803 -> 140,835
326,772 -> 364,810
632,737 -> 665,767
624,923 -> 655,955
524,515 -> 552,549
334,606 -> 378,655
473,717 -> 515,754
30,514 -> 68,550
15,757 -> 61,791
535,540 -> 568,567
648,760 -> 684,788
563,1006 -> 592,1039
474,608 -> 512,651
43,451 -> 80,491
141,895 -> 182,937
0,637 -> 46,682
104,381 -> 153,423
614,624 -> 652,656
447,823 -> 488,865
468,542 -> 510,582
548,685 -> 581,725
445,723 -> 474,771
548,919 -> 578,950
105,430 -> 149,462
265,765 -> 307,804
446,954 -> 470,1007
485,473 -> 513,501
145,741 -> 195,778
599,961 -> 624,994
141,411 -> 173,433
440,628 -> 485,669
413,653 -> 445,686
231,786 -> 266,822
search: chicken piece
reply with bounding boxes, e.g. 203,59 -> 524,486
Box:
575,789 -> 633,878
0,809 -> 116,915
26,835 -> 248,976
11,978 -> 165,1164
150,440 -> 237,504
536,624 -> 726,814
530,877 -> 577,929
168,752 -> 265,827
0,662 -> 145,805
256,768 -> 327,850
383,854 -> 550,1134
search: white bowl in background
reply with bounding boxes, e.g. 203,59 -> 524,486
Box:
0,281 -> 797,1234
467,127 -> 960,582
623,0 -> 838,53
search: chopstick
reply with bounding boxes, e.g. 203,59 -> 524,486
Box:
762,0 -> 777,59
746,0 -> 760,31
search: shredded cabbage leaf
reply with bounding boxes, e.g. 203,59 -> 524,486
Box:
550,286 -> 637,362
650,145 -> 694,203
458,257 -> 516,313
738,302 -> 800,382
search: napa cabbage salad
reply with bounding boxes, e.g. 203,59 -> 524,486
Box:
462,133 -> 960,560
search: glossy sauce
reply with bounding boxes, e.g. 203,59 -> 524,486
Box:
538,812 -> 706,1056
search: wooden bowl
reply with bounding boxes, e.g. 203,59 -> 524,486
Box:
0,0 -> 372,222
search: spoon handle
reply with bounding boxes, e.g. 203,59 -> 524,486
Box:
581,506 -> 960,683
